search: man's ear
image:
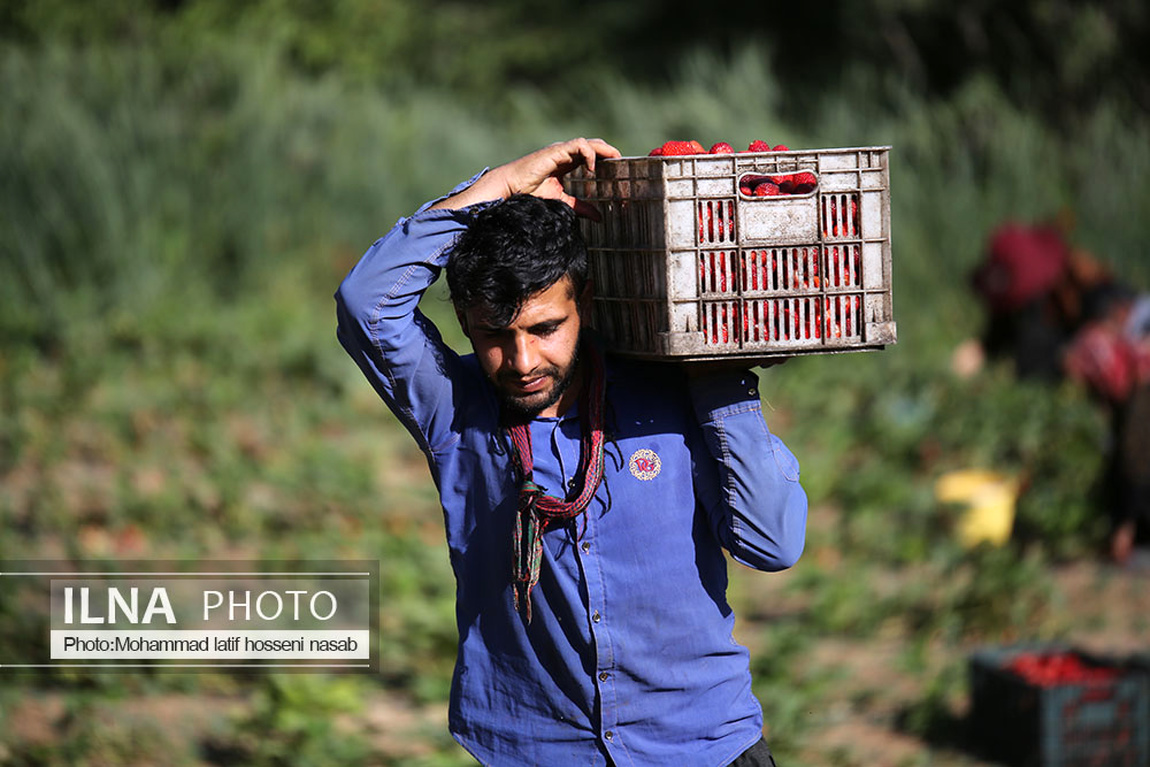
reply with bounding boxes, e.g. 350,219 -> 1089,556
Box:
578,280 -> 594,319
455,307 -> 471,339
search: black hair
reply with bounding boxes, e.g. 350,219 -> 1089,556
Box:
446,194 -> 588,327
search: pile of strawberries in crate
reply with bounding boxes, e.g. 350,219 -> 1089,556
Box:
739,172 -> 817,196
1005,650 -> 1121,687
648,139 -> 789,156
648,139 -> 817,196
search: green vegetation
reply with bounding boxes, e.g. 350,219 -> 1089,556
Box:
2,3 -> 1148,764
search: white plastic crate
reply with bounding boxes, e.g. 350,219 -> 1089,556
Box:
564,147 -> 897,361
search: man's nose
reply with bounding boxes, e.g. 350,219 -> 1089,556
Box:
508,334 -> 540,374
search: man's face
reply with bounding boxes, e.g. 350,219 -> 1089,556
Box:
461,276 -> 589,419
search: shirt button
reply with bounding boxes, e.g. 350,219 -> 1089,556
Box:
591,610 -> 601,623
604,731 -> 614,741
748,388 -> 757,396
581,541 -> 591,554
599,671 -> 609,682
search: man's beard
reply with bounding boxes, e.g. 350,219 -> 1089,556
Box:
496,342 -> 582,419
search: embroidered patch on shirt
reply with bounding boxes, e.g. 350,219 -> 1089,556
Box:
628,448 -> 661,481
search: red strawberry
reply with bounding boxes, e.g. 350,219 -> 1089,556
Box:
659,140 -> 703,156
754,181 -> 781,196
791,171 -> 817,193
772,144 -> 790,152
649,146 -> 664,156
709,142 -> 735,154
746,139 -> 772,153
776,175 -> 795,194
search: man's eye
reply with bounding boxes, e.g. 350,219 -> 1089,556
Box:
534,324 -> 560,337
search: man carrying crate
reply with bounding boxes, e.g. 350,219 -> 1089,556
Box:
335,138 -> 808,766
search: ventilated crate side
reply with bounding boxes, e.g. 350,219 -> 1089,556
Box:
1126,653 -> 1150,738
566,147 -> 896,361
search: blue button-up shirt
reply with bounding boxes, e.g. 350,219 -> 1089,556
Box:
335,174 -> 808,766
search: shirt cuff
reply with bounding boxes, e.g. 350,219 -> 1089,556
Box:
392,169 -> 502,267
413,168 -> 497,214
688,369 -> 762,423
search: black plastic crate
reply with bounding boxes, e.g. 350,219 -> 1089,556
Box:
1130,652 -> 1150,732
969,644 -> 1150,766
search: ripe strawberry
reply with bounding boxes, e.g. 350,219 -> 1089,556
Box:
658,140 -> 703,156
649,146 -> 664,156
772,144 -> 790,152
709,142 -> 735,154
746,139 -> 772,153
775,175 -> 795,194
754,181 -> 780,196
1006,652 -> 1119,688
791,171 -> 817,193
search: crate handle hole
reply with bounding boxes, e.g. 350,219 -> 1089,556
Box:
738,172 -> 818,198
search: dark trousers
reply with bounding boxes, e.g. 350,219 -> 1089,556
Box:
728,737 -> 778,767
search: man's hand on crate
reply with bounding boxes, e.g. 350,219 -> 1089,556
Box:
431,138 -> 621,220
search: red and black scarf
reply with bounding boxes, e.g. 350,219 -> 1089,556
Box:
505,343 -> 607,622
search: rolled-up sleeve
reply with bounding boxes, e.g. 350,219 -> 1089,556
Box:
689,369 -> 808,571
334,171 -> 494,455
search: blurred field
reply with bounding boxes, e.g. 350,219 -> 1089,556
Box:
2,11 -> 1150,765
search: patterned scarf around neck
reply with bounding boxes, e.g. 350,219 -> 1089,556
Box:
505,343 -> 606,622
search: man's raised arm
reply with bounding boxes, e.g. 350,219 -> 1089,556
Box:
334,139 -> 620,451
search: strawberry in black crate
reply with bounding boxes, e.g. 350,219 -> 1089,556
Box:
969,644 -> 1150,766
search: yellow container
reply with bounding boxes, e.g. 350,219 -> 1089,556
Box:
934,469 -> 1019,548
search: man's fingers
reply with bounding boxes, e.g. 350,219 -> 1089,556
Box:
494,137 -> 621,214
573,138 -> 622,175
556,139 -> 619,217
430,138 -> 619,212
544,138 -> 621,176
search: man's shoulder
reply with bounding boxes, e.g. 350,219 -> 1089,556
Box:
604,353 -> 693,419
605,353 -> 688,389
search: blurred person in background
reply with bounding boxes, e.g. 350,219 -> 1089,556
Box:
1063,291 -> 1150,563
960,216 -> 1150,564
335,138 -> 807,766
